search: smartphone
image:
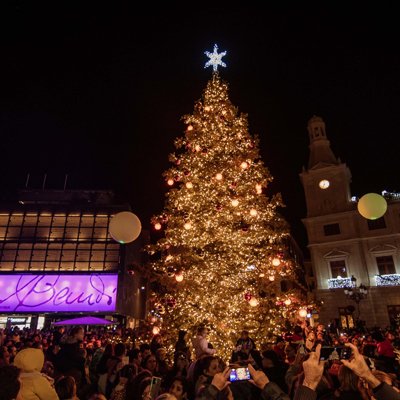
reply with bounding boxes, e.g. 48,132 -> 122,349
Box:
340,347 -> 352,360
149,377 -> 162,399
230,367 -> 251,381
238,340 -> 244,346
246,342 -> 251,349
319,347 -> 336,361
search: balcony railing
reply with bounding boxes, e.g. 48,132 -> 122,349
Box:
374,274 -> 400,286
328,277 -> 355,289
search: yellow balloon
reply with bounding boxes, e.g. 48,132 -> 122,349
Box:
109,211 -> 142,244
357,193 -> 387,220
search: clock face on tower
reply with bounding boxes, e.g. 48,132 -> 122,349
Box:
319,180 -> 330,189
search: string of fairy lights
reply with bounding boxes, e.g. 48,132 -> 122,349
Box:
136,72 -> 313,361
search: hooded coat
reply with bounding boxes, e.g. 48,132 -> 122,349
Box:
191,335 -> 216,360
14,348 -> 59,400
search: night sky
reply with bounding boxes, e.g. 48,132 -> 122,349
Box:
1,3 -> 399,254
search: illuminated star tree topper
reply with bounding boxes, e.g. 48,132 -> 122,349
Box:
204,44 -> 227,72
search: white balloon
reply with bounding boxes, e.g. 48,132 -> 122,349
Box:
109,211 -> 142,244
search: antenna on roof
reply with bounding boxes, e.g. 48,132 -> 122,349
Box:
42,174 -> 47,190
64,174 -> 68,190
25,173 -> 30,188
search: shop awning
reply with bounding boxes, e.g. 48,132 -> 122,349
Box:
52,316 -> 118,325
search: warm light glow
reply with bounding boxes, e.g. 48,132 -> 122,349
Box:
154,223 -> 162,230
272,258 -> 280,266
204,106 -> 210,112
299,309 -> 308,318
231,199 -> 239,207
284,299 -> 292,306
152,326 -> 160,335
259,273 -> 265,278
240,161 -> 249,170
167,179 -> 174,186
184,222 -> 192,230
250,209 -> 257,216
204,44 -> 227,72
166,255 -> 172,261
186,182 -> 193,189
319,180 -> 330,189
187,125 -> 193,131
175,273 -> 184,282
215,173 -> 223,181
249,298 -> 258,307
269,275 -> 275,281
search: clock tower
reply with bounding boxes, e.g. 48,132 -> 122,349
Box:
300,116 -> 352,217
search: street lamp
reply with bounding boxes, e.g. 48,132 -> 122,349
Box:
343,275 -> 368,318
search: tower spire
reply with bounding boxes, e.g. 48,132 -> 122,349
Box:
307,116 -> 338,170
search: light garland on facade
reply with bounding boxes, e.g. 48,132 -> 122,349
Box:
328,277 -> 355,289
375,274 -> 400,286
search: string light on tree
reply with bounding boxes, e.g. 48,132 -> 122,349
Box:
240,161 -> 249,170
250,209 -> 257,216
272,258 -> 281,266
184,221 -> 192,230
215,173 -> 223,181
167,179 -> 174,186
152,326 -> 160,335
249,298 -> 259,307
186,182 -> 193,189
284,299 -> 292,306
154,223 -> 162,230
231,199 -> 239,207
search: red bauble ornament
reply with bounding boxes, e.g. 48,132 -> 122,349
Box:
244,292 -> 252,301
216,204 -> 222,211
165,245 -> 170,249
250,142 -> 254,148
166,297 -> 177,307
231,182 -> 237,187
186,142 -> 191,148
278,252 -> 284,258
192,148 -> 196,152
162,215 -> 168,222
242,227 -> 248,232
220,116 -> 225,121
175,175 -> 180,181
184,170 -> 190,176
175,159 -> 180,165
202,148 -> 208,154
198,104 -> 202,110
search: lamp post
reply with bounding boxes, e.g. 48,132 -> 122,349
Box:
344,275 -> 368,318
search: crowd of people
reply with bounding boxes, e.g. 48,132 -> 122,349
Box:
1,319 -> 400,400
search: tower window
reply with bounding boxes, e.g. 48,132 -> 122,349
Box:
324,223 -> 340,236
367,217 -> 386,230
376,256 -> 395,275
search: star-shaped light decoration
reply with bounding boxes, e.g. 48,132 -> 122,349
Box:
204,44 -> 227,72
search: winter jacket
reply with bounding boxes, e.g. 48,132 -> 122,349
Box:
294,382 -> 400,400
263,362 -> 289,392
14,348 -> 59,400
191,335 -> 216,359
55,335 -> 85,373
377,338 -> 396,358
195,381 -> 289,400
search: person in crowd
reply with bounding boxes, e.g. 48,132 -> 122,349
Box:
175,331 -> 187,354
55,376 -> 79,400
306,331 -> 316,351
53,327 -> 65,346
54,326 -> 86,388
113,344 -> 126,362
140,344 -> 152,360
88,395 -> 107,400
136,377 -> 153,400
110,364 -> 136,400
150,335 -> 163,356
169,376 -> 190,400
337,366 -> 364,400
14,348 -> 59,400
41,361 -> 55,378
0,346 -> 10,367
261,349 -> 288,392
193,355 -> 219,393
0,365 -> 22,400
45,345 -> 58,364
127,348 -> 143,372
96,343 -> 115,375
165,351 -> 189,387
156,348 -> 168,378
126,370 -> 152,400
272,336 -> 286,361
8,345 -> 17,364
284,343 -> 297,365
142,354 -> 158,376
192,326 -> 217,360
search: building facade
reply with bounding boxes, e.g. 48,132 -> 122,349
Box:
0,189 -> 149,330
300,116 -> 400,328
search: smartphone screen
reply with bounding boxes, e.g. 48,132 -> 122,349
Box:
149,377 -> 162,399
340,347 -> 351,360
229,367 -> 251,381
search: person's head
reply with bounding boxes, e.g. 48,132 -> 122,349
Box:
197,326 -> 208,338
201,355 -> 219,377
114,343 -> 126,358
32,342 -> 43,351
108,359 -> 123,380
69,326 -> 84,341
363,344 -> 379,359
388,331 -> 396,341
129,348 -> 142,366
152,335 -> 162,344
0,365 -> 21,400
316,324 -> 324,332
371,331 -> 384,343
174,352 -> 188,372
262,350 -> 278,369
55,376 -> 76,400
294,326 -> 303,335
316,333 -> 324,342
156,348 -> 166,361
0,346 -> 10,364
24,339 -> 33,348
138,377 -> 152,400
119,364 -> 137,384
156,395 -> 177,400
240,330 -> 249,340
338,366 -> 359,392
169,377 -> 189,400
307,331 -> 316,341
351,337 -> 360,347
284,343 -> 296,359
276,336 -> 285,348
41,361 -> 55,377
140,343 -> 151,359
8,346 -> 17,358
143,354 -> 157,372
104,343 -> 114,356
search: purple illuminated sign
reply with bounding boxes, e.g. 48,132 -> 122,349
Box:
0,274 -> 118,312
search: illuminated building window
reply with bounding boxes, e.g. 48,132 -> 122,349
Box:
330,260 -> 347,278
367,217 -> 386,230
376,256 -> 395,275
387,305 -> 400,324
324,223 -> 340,236
339,307 -> 354,329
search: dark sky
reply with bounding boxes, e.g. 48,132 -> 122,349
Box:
1,2 -> 399,254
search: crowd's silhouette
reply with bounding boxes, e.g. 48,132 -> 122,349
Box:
1,319 -> 400,400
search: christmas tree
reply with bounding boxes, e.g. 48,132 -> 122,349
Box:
140,71 -> 307,360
